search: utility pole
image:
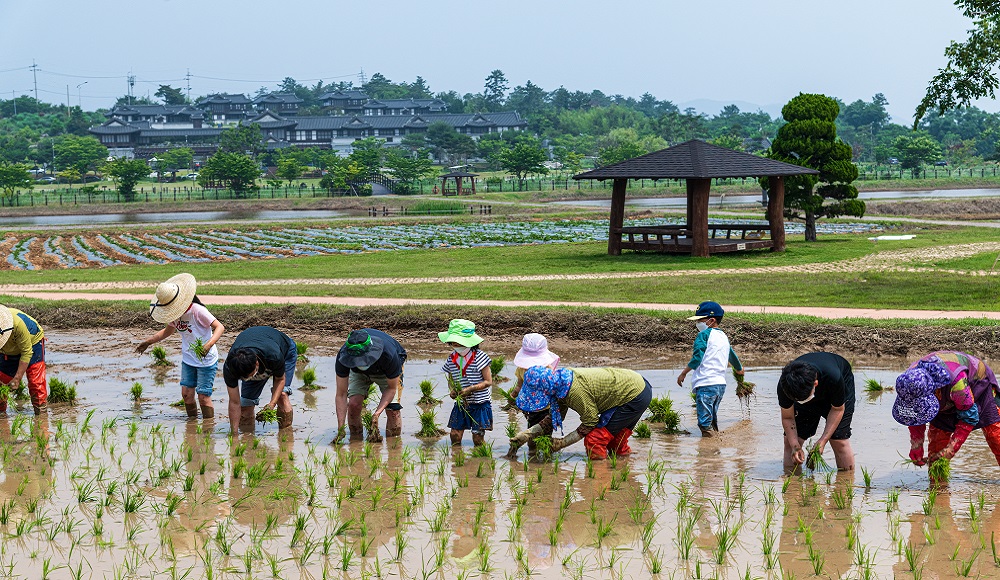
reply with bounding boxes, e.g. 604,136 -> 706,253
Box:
127,72 -> 135,105
31,60 -> 38,102
66,85 -> 70,119
358,68 -> 366,87
11,90 -> 15,116
185,69 -> 192,102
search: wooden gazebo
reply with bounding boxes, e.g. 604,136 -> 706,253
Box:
573,140 -> 820,257
439,171 -> 478,196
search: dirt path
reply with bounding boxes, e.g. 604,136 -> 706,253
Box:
5,291 -> 998,321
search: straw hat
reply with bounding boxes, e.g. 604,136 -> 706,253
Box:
0,306 -> 13,349
514,333 -> 559,369
437,319 -> 483,348
149,273 -> 196,324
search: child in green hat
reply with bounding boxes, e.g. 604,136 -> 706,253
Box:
439,319 -> 493,447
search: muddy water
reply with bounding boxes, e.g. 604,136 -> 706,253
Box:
2,331 -> 997,578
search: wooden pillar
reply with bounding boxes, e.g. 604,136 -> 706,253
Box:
767,175 -> 786,253
457,176 -> 463,195
685,180 -> 694,236
607,178 -> 628,255
471,177 -> 476,195
689,178 -> 711,258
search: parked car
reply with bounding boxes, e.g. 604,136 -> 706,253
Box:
35,176 -> 57,184
888,158 -> 899,165
183,172 -> 199,180
934,160 -> 948,166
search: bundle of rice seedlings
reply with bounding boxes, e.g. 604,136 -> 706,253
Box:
299,367 -> 321,391
130,382 -> 143,402
0,384 -> 9,406
361,408 -> 374,432
929,457 -> 951,483
863,379 -> 892,393
257,408 -> 279,424
634,421 -> 652,439
647,397 -> 682,434
490,355 -> 507,382
364,384 -> 378,406
534,436 -> 554,462
416,409 -> 446,438
734,369 -> 756,402
169,400 -> 186,408
806,444 -> 831,471
417,380 -> 441,405
48,377 -> 77,405
506,422 -> 519,438
12,380 -> 27,402
191,337 -> 207,360
296,342 -> 309,363
150,345 -> 172,367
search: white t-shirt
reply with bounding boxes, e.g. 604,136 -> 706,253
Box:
169,303 -> 219,367
689,327 -> 741,389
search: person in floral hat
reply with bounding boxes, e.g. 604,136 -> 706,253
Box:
894,351 -> 1000,471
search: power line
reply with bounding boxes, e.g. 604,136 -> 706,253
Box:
0,65 -> 32,74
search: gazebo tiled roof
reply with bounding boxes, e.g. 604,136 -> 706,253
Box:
574,139 -> 819,180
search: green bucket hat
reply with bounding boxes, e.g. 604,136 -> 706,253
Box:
438,319 -> 483,347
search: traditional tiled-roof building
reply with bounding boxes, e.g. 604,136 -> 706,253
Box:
195,93 -> 253,124
252,92 -> 304,115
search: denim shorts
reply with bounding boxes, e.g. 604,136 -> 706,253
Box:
180,362 -> 218,397
239,337 -> 296,407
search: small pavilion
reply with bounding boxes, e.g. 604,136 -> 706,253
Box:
439,171 -> 478,196
572,140 -> 819,257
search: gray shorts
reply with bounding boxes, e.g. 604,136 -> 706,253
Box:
347,370 -> 401,399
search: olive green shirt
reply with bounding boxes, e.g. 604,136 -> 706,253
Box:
0,308 -> 44,364
561,367 -> 645,428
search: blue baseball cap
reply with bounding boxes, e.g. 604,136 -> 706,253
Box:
686,301 -> 725,320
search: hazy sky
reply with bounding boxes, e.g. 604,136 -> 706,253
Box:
0,0 -> 983,122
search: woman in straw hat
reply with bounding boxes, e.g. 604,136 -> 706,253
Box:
137,273 -> 225,419
894,351 -> 1000,476
0,305 -> 48,414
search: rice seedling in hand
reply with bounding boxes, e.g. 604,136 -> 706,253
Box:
417,380 -> 440,405
534,436 -> 554,462
417,409 -> 446,438
646,396 -> 682,433
929,457 -> 952,484
634,421 -> 651,438
256,408 -> 279,424
806,443 -> 831,471
130,382 -> 143,402
150,345 -> 172,367
191,337 -> 207,360
48,378 -> 77,404
733,369 -> 755,403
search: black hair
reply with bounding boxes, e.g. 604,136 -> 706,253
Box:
780,361 -> 818,401
192,294 -> 204,306
228,348 -> 259,379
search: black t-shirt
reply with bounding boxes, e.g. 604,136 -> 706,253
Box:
777,352 -> 855,409
334,328 -> 406,379
223,326 -> 292,388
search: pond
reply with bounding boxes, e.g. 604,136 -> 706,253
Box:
2,330 -> 987,578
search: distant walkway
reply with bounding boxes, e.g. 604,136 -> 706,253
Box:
4,292 -> 998,320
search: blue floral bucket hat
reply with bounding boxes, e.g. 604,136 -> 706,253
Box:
892,366 -> 941,426
516,366 -> 573,431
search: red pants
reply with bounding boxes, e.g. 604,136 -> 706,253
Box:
0,360 -> 47,411
928,423 -> 1000,466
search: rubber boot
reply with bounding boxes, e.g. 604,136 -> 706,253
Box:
185,403 -> 198,418
700,427 -> 715,438
583,427 -> 613,460
608,429 -> 632,455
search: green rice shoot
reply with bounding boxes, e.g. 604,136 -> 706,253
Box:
300,367 -> 320,390
257,408 -> 279,424
506,422 -> 519,438
191,337 -> 207,360
929,457 -> 952,483
734,369 -> 756,401
296,341 -> 309,362
129,382 -> 143,402
534,435 -> 554,462
634,421 -> 652,439
806,444 -> 831,471
417,380 -> 441,405
0,384 -> 9,405
150,345 -> 171,367
417,409 -> 446,438
647,397 -> 682,434
12,380 -> 27,402
361,408 -> 374,432
169,399 -> 186,408
864,378 -> 890,393
490,355 -> 506,382
48,377 -> 77,404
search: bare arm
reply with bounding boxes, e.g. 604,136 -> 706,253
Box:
372,376 -> 400,420
461,367 -> 493,397
781,406 -> 805,464
264,373 -> 286,409
136,326 -> 176,354
205,319 -> 225,352
816,405 -> 845,451
335,375 -> 349,430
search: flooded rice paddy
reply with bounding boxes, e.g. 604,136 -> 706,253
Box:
3,331 -> 995,578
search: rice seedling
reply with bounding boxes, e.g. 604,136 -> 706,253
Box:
130,382 -> 144,402
416,408 -> 446,438
490,355 -> 506,380
904,540 -> 921,571
646,396 -> 682,433
595,513 -> 616,547
417,379 -> 441,405
150,345 -> 172,367
955,550 -> 980,577
296,341 -> 309,362
863,378 -> 891,393
533,435 -> 554,462
256,408 -> 279,424
191,337 -> 207,360
121,487 -> 146,513
805,443 -> 830,471
929,457 -> 952,484
861,466 -> 873,489
361,408 -> 374,432
807,544 -> 825,576
48,377 -> 77,404
299,367 -> 321,391
733,369 -> 756,403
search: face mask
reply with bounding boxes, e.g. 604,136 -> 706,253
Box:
695,322 -> 709,332
356,364 -> 371,372
455,347 -> 471,357
796,390 -> 816,405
